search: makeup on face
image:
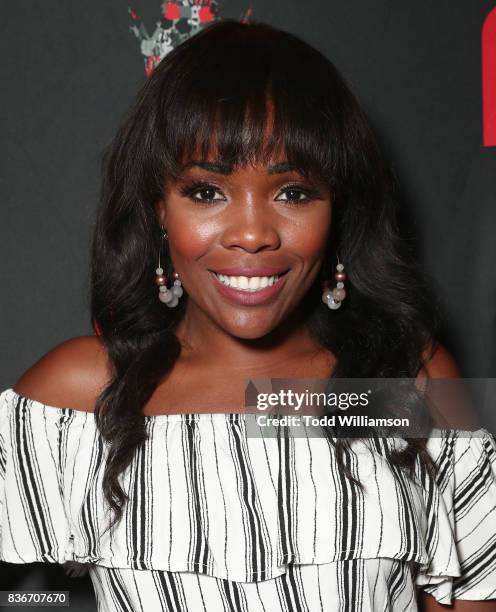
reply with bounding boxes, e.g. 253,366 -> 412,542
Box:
160,158 -> 331,318
208,267 -> 291,306
175,161 -> 325,207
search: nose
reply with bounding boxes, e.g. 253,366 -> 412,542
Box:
219,204 -> 282,253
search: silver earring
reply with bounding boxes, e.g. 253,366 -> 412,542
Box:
322,257 -> 347,310
155,230 -> 183,307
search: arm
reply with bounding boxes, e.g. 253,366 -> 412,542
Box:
419,591 -> 496,611
415,342 -> 496,610
10,335 -> 111,574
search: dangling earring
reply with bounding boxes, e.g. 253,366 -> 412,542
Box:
155,229 -> 184,308
322,257 -> 347,310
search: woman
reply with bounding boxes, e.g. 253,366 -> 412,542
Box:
1,19 -> 495,612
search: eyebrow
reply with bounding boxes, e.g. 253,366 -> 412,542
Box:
180,161 -> 300,175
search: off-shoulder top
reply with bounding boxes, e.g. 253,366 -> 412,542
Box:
1,387 -> 495,611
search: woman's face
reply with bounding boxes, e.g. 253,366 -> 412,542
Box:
157,152 -> 332,339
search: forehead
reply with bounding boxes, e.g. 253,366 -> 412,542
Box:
174,106 -> 284,173
179,159 -> 301,176
171,109 -> 324,183
176,137 -> 308,177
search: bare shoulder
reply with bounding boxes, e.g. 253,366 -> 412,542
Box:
13,335 -> 113,413
417,340 -> 461,379
416,340 -> 481,429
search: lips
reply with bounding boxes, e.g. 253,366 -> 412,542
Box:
208,269 -> 290,306
209,266 -> 291,277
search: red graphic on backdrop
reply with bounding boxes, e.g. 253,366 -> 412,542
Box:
128,1 -> 253,77
482,7 -> 496,147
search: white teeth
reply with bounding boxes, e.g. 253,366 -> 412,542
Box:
215,274 -> 281,291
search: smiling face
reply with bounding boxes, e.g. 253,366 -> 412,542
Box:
156,147 -> 332,341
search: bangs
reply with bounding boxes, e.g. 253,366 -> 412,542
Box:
153,20 -> 343,187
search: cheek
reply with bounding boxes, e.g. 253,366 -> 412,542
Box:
164,204 -> 215,260
294,224 -> 329,260
163,196 -> 332,263
171,224 -> 212,259
285,206 -> 332,261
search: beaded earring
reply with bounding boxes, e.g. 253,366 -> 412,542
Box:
321,257 -> 347,310
155,229 -> 183,307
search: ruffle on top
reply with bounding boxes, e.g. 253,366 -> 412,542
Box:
1,387 -> 495,605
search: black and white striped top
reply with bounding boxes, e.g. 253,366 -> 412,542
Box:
1,387 -> 495,611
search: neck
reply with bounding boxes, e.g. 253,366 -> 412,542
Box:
174,301 -> 321,370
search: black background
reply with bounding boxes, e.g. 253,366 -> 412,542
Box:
1,2 -> 495,608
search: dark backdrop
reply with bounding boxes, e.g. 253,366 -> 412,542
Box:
1,2 -> 495,609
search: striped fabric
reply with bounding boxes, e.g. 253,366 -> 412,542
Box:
1,387 -> 495,611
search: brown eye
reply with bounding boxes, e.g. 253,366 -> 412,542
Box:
191,187 -> 224,202
278,189 -> 307,202
275,186 -> 314,204
179,181 -> 226,204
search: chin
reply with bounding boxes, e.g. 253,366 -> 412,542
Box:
225,325 -> 273,340
219,316 -> 278,340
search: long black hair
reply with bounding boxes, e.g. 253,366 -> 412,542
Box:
90,19 -> 442,530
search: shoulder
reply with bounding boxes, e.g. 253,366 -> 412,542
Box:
417,340 -> 461,379
416,340 -> 481,429
13,335 -> 112,413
